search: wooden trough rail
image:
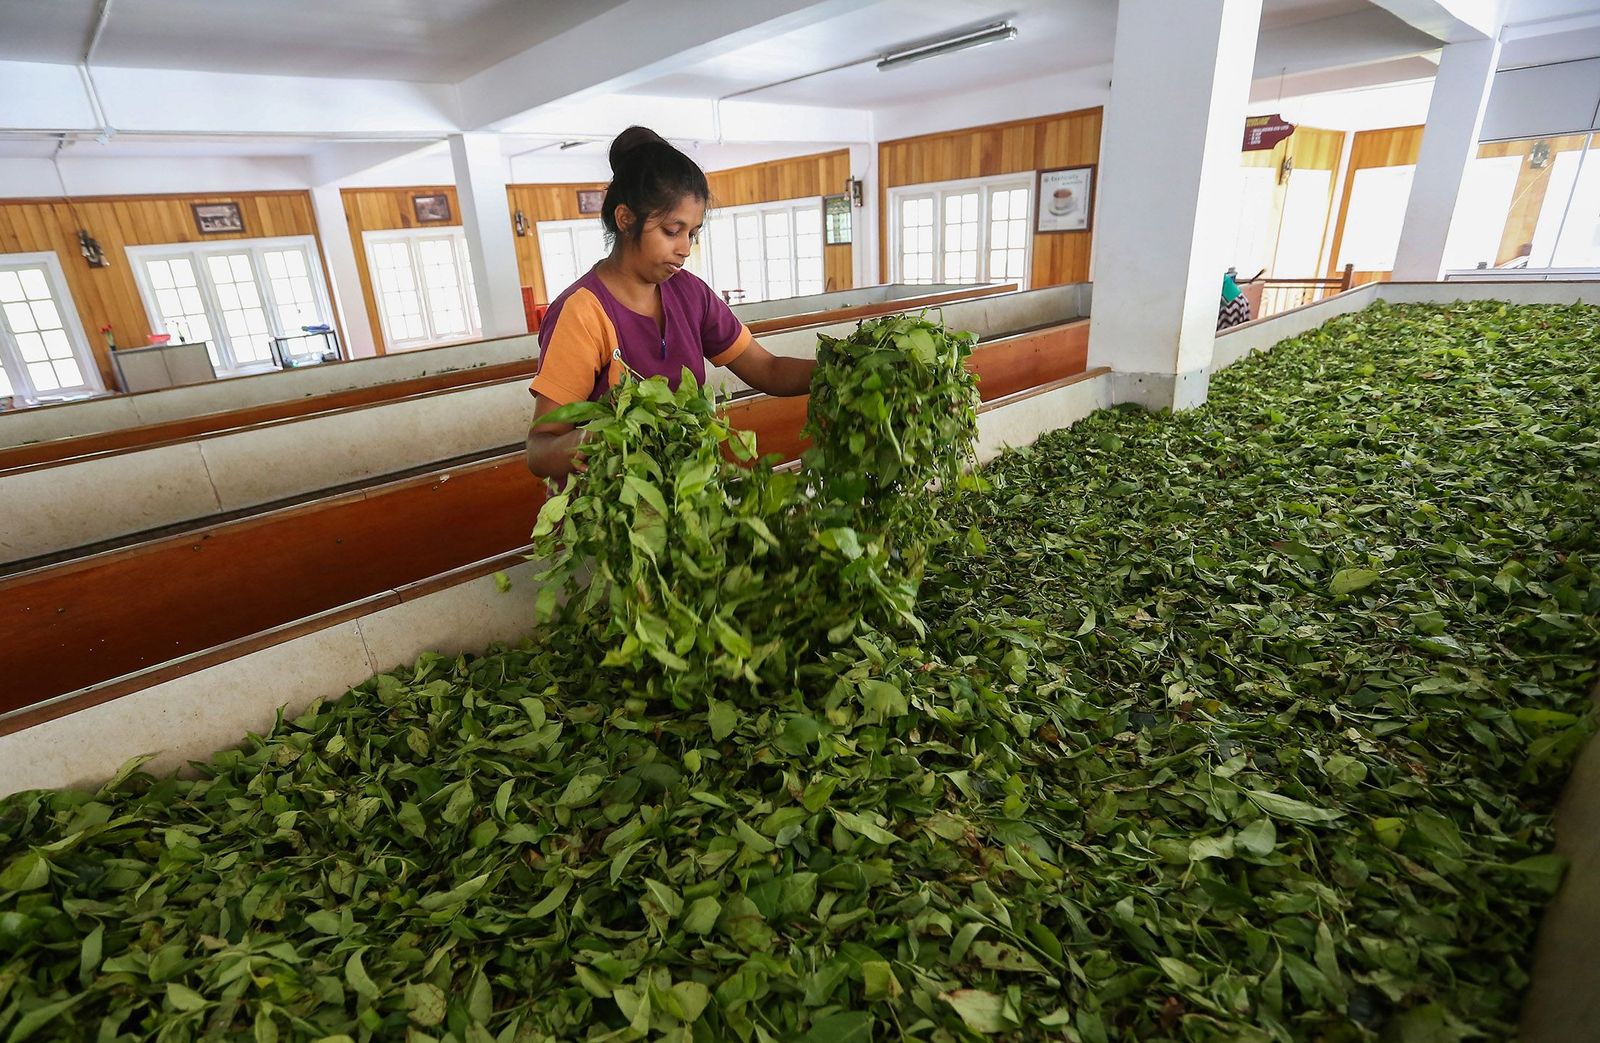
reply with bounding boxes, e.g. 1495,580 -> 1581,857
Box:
0,319 -> 1087,717
0,284 -> 1014,472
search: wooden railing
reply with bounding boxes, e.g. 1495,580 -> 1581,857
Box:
1245,264 -> 1355,320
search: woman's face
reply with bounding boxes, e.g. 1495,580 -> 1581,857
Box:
620,195 -> 706,284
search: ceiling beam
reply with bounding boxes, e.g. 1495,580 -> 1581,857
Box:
456,0 -> 859,131
1253,7 -> 1443,79
1368,0 -> 1504,42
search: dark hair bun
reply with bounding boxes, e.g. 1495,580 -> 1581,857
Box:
599,125 -> 709,247
609,126 -> 668,174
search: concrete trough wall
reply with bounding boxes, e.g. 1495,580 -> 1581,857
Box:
0,284 -> 975,452
730,282 -> 970,322
3,286 -> 1088,567
0,334 -> 540,450
0,380 -> 534,565
0,370 -> 1114,797
712,283 -> 1090,395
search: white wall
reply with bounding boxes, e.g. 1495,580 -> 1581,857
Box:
872,65 -> 1112,143
0,155 -> 314,199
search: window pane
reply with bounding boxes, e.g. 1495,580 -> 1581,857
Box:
52,357 -> 82,388
28,361 -> 57,390
17,269 -> 48,299
15,332 -> 45,362
416,237 -> 467,337
205,252 -> 273,365
42,329 -> 72,361
1549,136 -> 1600,267
1338,165 -> 1416,271
941,190 -> 980,285
1441,156 -> 1523,272
0,254 -> 83,397
263,249 -> 323,332
4,302 -> 35,333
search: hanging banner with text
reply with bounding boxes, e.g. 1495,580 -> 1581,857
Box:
1243,114 -> 1296,151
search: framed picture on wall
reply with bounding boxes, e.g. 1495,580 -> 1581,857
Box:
191,202 -> 244,235
823,194 -> 852,245
412,194 -> 453,223
576,189 -> 605,215
1036,166 -> 1094,233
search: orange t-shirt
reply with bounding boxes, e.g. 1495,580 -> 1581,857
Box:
530,267 -> 752,404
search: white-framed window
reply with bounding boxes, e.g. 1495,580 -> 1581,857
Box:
536,218 -> 609,301
127,236 -> 334,376
697,197 -> 825,304
1441,155 -> 1525,271
361,228 -> 481,351
0,251 -> 103,403
1338,165 -> 1416,271
888,174 -> 1034,288
1273,167 -> 1334,277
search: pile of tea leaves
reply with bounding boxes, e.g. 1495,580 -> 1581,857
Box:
1,301 -> 1595,1043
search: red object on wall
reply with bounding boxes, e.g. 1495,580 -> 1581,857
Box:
522,286 -> 538,331
1242,114 -> 1295,151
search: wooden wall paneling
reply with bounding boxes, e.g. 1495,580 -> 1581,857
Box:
0,190 -> 321,388
1326,125 -> 1424,281
504,182 -> 608,304
878,108 -> 1103,289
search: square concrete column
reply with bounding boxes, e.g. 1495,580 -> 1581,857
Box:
448,133 -> 528,339
848,142 -> 881,289
1391,36 -> 1503,282
308,184 -> 379,358
1087,0 -> 1263,411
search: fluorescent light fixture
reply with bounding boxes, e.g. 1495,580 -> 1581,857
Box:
877,21 -> 1017,71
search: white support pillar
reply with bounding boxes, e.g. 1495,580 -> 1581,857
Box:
1087,0 -> 1263,412
448,132 -> 527,339
848,142 -> 881,289
1391,36 -> 1502,281
309,184 -> 378,358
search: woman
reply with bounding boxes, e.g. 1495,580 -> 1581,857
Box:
525,126 -> 815,478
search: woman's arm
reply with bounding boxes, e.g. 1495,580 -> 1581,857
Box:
525,393 -> 588,479
726,339 -> 816,397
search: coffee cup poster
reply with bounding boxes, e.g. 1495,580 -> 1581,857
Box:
1037,165 -> 1094,233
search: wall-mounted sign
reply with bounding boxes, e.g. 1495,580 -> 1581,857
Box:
412,194 -> 453,223
192,202 -> 244,235
1243,114 -> 1296,152
1037,166 -> 1094,233
577,189 -> 605,215
824,194 -> 852,245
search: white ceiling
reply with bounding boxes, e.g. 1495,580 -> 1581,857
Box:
1,0 -> 1598,169
0,0 -> 629,81
622,0 -> 1115,109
